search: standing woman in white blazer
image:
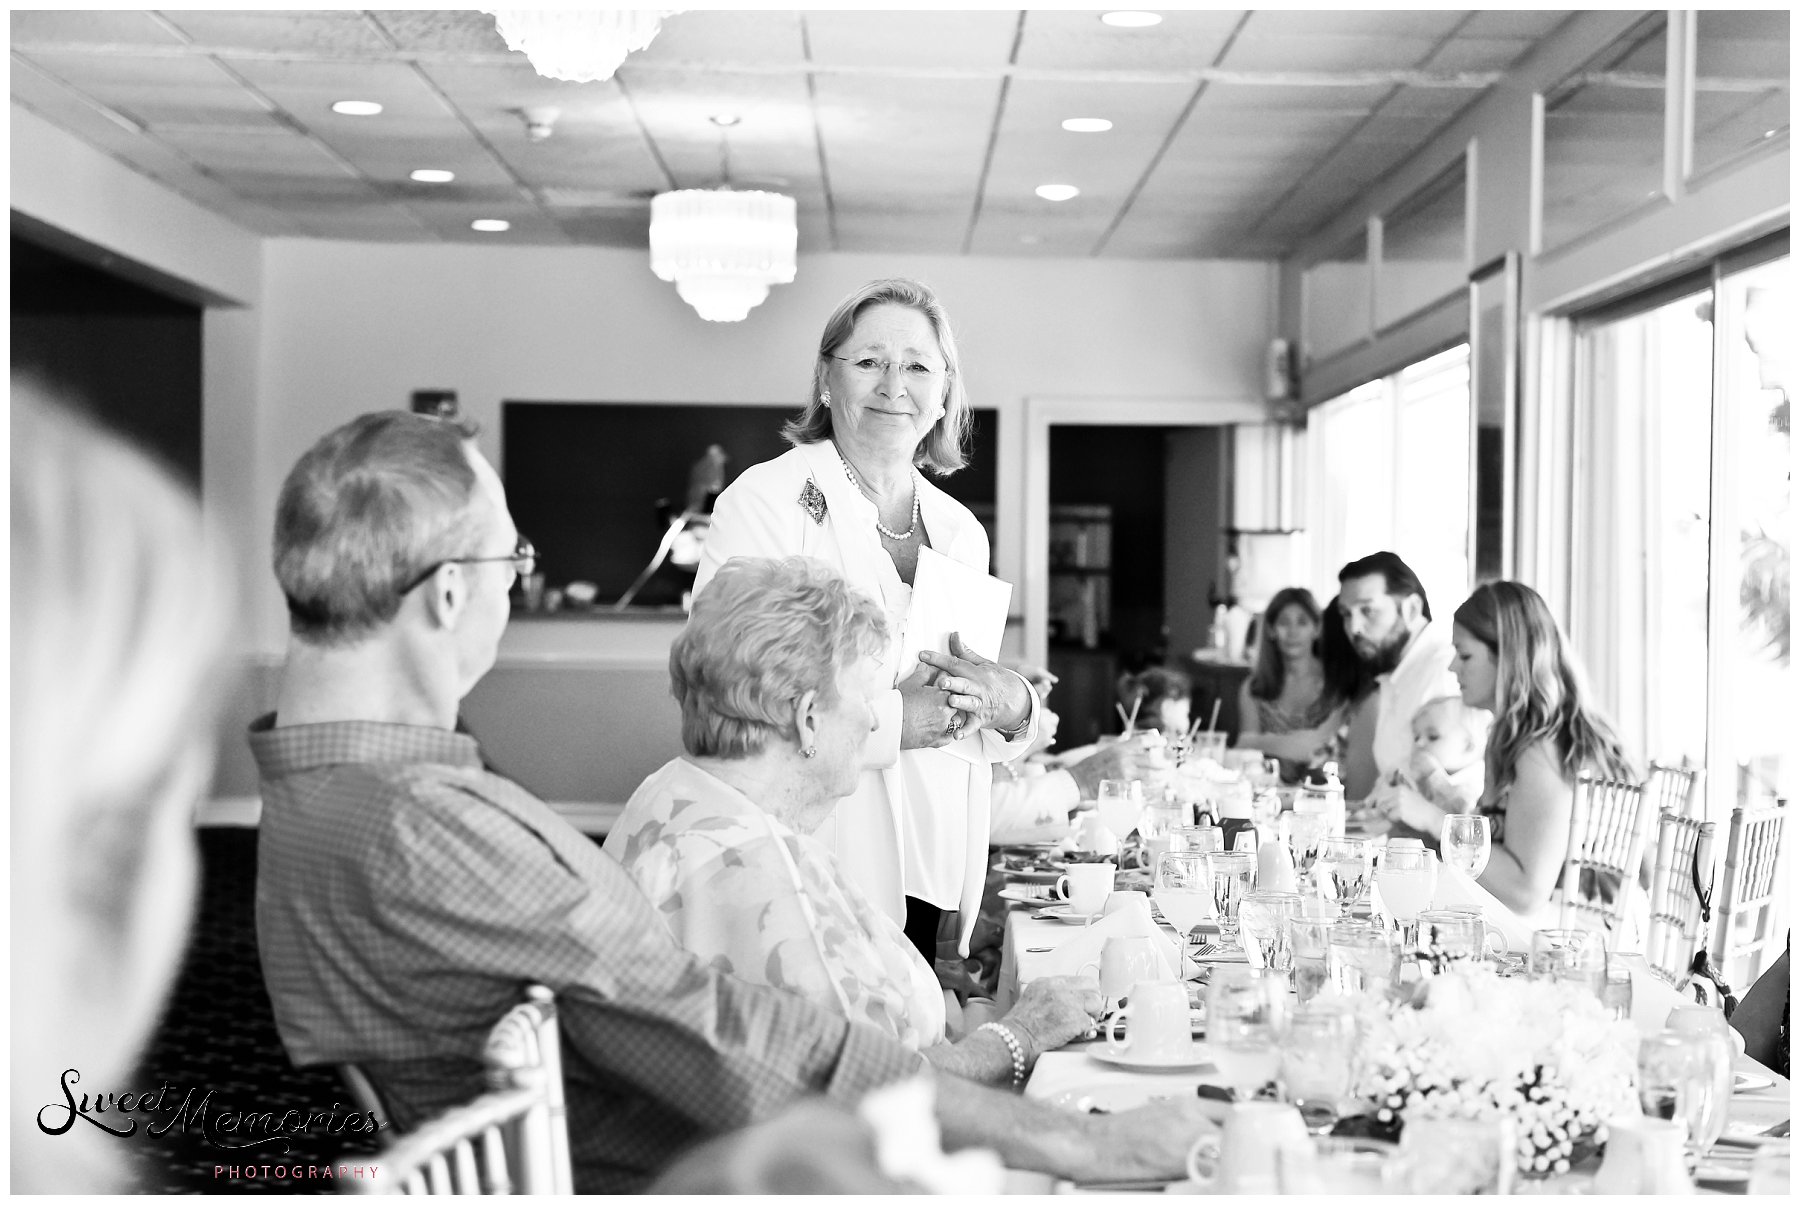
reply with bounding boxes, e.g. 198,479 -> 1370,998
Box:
694,278 -> 1039,964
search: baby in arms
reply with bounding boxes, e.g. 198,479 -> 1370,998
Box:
1374,695 -> 1490,845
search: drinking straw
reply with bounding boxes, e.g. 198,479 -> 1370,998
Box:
1185,717 -> 1204,745
1115,696 -> 1142,734
1206,698 -> 1222,732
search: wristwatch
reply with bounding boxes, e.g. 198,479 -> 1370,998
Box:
995,702 -> 1033,742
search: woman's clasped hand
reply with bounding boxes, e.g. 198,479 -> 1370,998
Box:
918,632 -> 1033,742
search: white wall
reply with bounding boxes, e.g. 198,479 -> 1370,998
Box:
253,240 -> 1274,650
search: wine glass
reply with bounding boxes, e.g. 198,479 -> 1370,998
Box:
1374,841 -> 1438,953
1279,1003 -> 1357,1133
1169,824 -> 1223,857
1206,850 -> 1258,948
1206,966 -> 1288,1101
1316,837 -> 1374,911
1282,811 -> 1331,892
1440,814 -> 1492,877
1097,778 -> 1145,846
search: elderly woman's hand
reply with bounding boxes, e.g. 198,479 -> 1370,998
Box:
1003,975 -> 1105,1054
917,633 -> 1032,739
897,661 -> 961,750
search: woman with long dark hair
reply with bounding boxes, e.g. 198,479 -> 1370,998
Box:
1450,581 -> 1637,926
1235,587 -> 1346,781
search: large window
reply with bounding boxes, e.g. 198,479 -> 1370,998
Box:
1305,344 -> 1472,610
1572,248 -> 1793,822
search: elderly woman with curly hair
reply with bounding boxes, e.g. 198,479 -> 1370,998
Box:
1450,581 -> 1639,933
605,556 -> 1101,1088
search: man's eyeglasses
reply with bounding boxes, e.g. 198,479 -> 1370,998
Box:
404,536 -> 537,595
825,354 -> 950,382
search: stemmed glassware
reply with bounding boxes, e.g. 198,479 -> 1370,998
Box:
1206,850 -> 1257,949
1282,811 -> 1331,893
1374,841 -> 1438,953
1440,814 -> 1492,877
1097,779 -> 1145,849
1238,891 -> 1304,972
1206,966 -> 1288,1101
1154,850 -> 1214,964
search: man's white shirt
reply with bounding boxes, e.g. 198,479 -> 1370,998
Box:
1370,619 -> 1461,788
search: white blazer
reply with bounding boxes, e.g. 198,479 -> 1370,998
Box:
695,441 -> 1038,955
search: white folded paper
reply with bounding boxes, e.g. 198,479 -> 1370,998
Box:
903,547 -> 1014,765
1027,907 -> 1184,983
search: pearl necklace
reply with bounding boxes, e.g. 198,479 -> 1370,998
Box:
834,445 -> 921,541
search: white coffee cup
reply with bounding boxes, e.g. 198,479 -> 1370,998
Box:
1056,862 -> 1116,915
1186,1101 -> 1312,1192
1081,934 -> 1170,1005
1074,813 -> 1119,856
1101,890 -> 1155,926
1105,978 -> 1191,1062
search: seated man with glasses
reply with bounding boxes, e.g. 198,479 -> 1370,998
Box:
252,410 -> 1206,1192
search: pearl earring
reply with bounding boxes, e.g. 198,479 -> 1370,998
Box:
821,388 -> 832,408
801,745 -> 817,759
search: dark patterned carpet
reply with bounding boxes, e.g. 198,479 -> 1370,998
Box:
125,828 -> 383,1194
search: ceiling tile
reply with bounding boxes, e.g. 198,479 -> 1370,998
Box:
1460,11 -> 1574,41
1424,38 -> 1537,75
636,10 -> 806,65
157,10 -> 392,54
803,11 -> 1021,70
364,10 -> 511,54
10,10 -> 186,46
227,58 -> 451,122
1015,9 -> 1248,71
1243,11 -> 1471,40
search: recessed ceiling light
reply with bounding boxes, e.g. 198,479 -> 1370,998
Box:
471,219 -> 511,232
410,168 -> 456,184
1019,233 -> 1043,245
1035,184 -> 1080,202
330,100 -> 383,116
710,113 -> 741,127
1101,11 -> 1163,28
1062,118 -> 1114,133
1763,129 -> 1779,139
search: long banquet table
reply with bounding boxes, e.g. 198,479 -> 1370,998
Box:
996,889 -> 1789,1194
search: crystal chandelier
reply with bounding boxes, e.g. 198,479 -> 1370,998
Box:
650,189 -> 797,322
486,9 -> 678,83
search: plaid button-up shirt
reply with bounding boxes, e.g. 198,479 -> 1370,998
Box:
249,716 -> 922,1192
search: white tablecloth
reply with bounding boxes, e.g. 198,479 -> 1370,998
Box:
997,893 -> 1789,1193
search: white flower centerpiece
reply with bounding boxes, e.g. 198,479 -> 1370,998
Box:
1345,964 -> 1640,1177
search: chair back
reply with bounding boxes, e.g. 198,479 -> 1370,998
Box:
1646,762 -> 1704,820
1710,800 -> 1789,989
349,985 -> 573,1195
1559,775 -> 1654,941
1643,810 -> 1717,988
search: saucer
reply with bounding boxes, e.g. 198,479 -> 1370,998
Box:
1037,904 -> 1101,925
1087,1043 -> 1214,1071
999,885 -> 1057,906
1734,1071 -> 1774,1093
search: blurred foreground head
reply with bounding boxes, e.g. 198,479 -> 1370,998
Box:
11,385 -> 236,1191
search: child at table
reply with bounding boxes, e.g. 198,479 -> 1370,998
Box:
1373,695 -> 1490,847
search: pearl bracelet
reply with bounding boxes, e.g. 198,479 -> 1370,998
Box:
977,1020 -> 1027,1090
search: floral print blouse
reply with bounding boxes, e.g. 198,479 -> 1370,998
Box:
603,758 -> 946,1051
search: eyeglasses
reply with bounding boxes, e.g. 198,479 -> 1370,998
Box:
825,354 -> 950,382
404,535 -> 537,594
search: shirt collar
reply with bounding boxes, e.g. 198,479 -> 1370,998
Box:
247,712 -> 484,778
1379,619 -> 1447,684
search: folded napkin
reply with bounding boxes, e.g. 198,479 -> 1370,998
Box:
1430,860 -> 1535,953
1030,907 -> 1183,982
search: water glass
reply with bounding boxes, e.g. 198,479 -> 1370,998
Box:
1169,824 -> 1223,856
1664,1006 -> 1736,1151
1529,928 -> 1605,990
1316,837 -> 1374,910
1206,850 -> 1258,947
1097,778 -> 1145,843
1156,849 -> 1208,892
1282,811 -> 1331,886
1289,916 -> 1337,1005
1599,960 -> 1635,1020
1276,1136 -> 1397,1194
1278,1003 -> 1356,1133
1238,891 -> 1304,972
1373,841 -> 1438,952
1638,1029 -> 1728,1161
1154,887 -> 1214,955
1206,966 -> 1289,1101
1416,908 -> 1497,968
1189,731 -> 1229,765
1396,1117 -> 1515,1193
1439,813 -> 1492,877
1326,923 -> 1399,999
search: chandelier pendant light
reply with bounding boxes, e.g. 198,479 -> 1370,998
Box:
486,9 -> 679,83
650,189 -> 797,322
650,116 -> 797,322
